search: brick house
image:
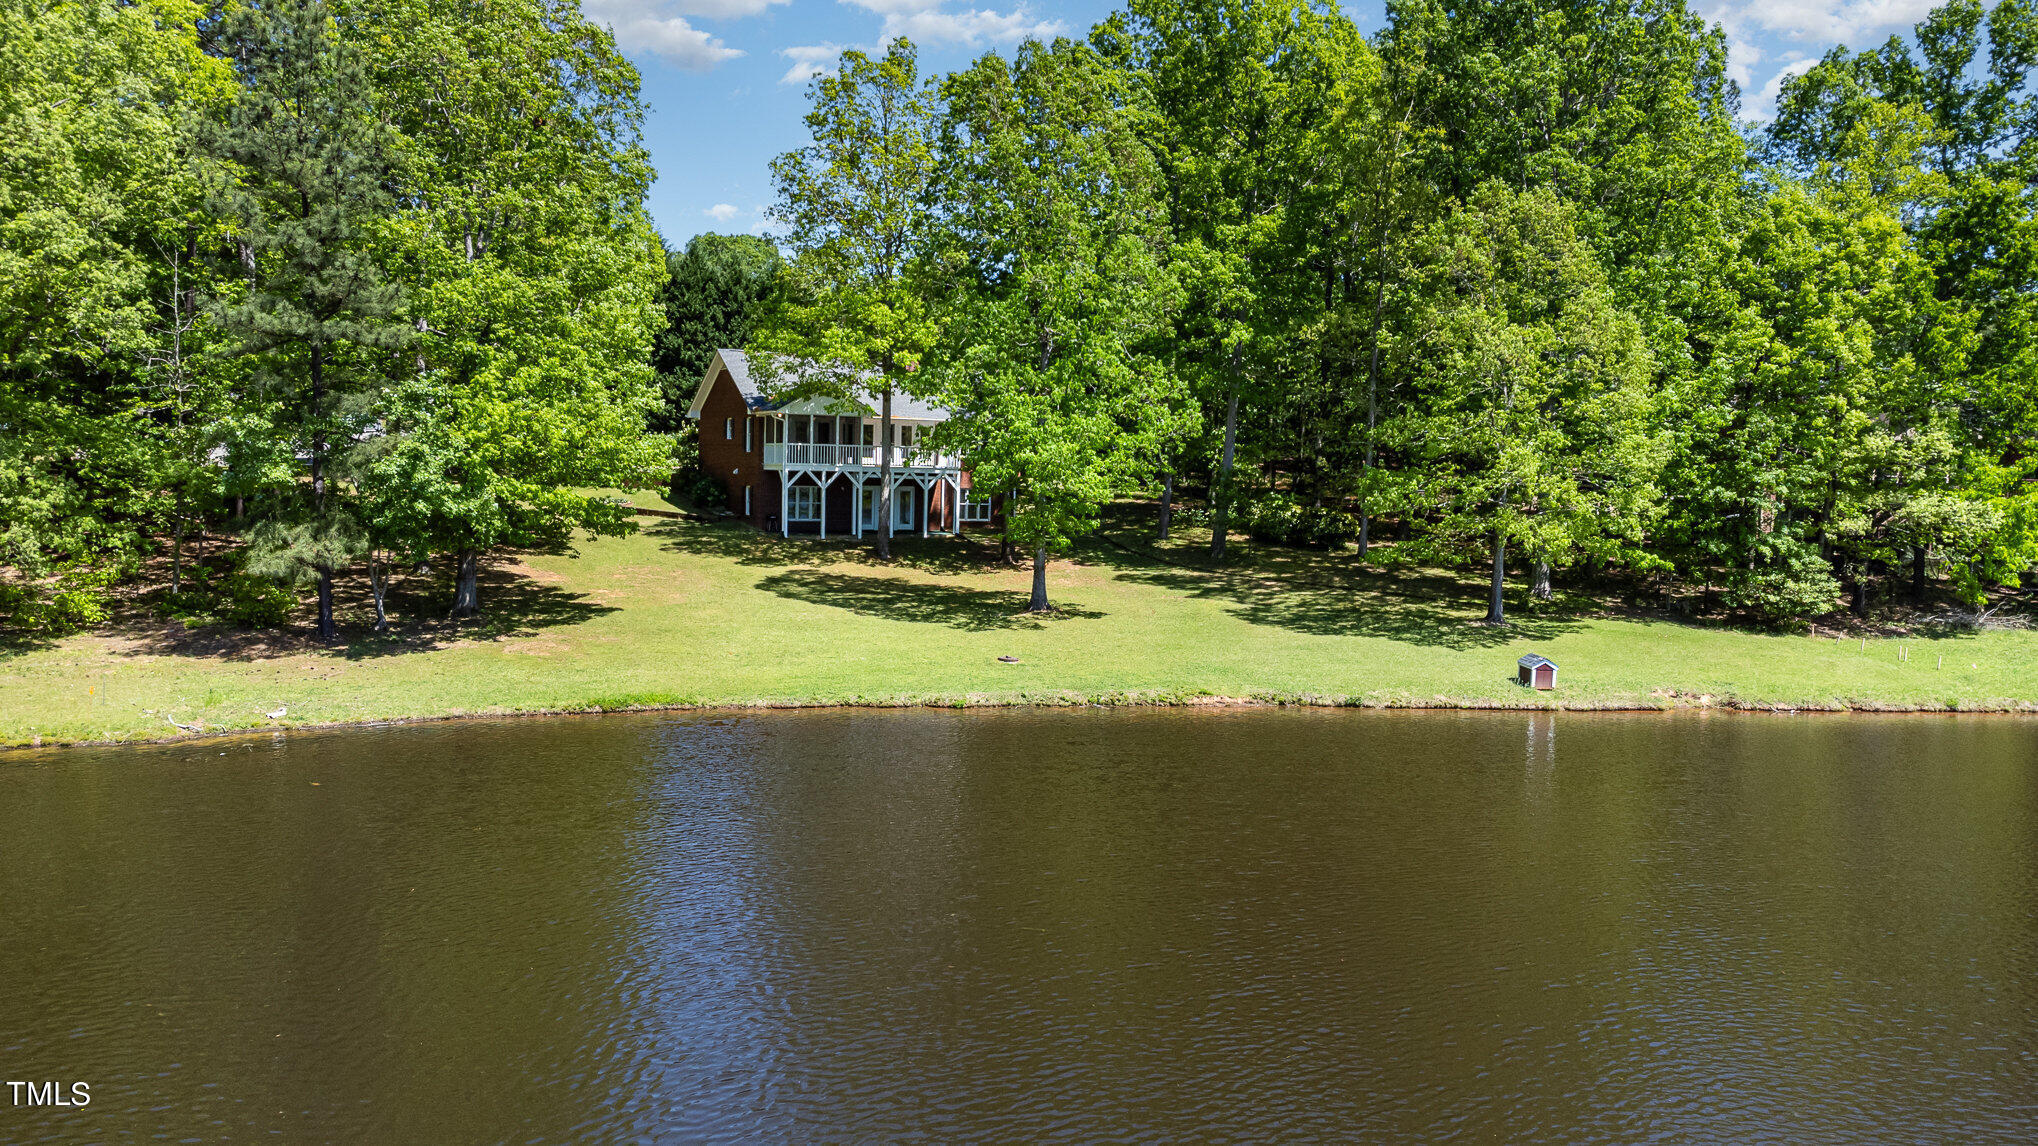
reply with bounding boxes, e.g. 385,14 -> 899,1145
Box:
684,348 -> 999,538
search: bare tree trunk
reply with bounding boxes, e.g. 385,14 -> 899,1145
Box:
1911,547 -> 1928,603
450,549 -> 480,617
1158,472 -> 1173,540
1487,529 -> 1507,625
1531,556 -> 1552,602
316,573 -> 335,639
171,519 -> 185,595
1209,387 -> 1239,562
1851,571 -> 1869,619
1028,546 -> 1050,613
369,554 -> 389,632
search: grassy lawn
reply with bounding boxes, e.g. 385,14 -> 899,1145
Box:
5,490 -> 2036,747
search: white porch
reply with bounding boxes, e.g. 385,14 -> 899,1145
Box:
774,469 -> 966,540
751,405 -> 990,539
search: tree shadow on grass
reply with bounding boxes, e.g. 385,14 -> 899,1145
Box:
0,628 -> 60,659
754,568 -> 1103,632
334,573 -> 619,661
108,560 -> 618,662
651,517 -> 1004,577
1089,538 -> 1583,651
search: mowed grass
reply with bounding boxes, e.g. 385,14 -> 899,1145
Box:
5,490 -> 2036,746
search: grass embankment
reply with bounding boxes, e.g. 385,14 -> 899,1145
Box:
5,490 -> 2036,747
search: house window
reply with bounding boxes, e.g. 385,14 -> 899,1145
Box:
744,486 -> 751,515
898,424 -> 915,449
744,418 -> 753,452
961,496 -> 993,523
787,485 -> 821,521
862,423 -> 874,447
724,417 -> 733,440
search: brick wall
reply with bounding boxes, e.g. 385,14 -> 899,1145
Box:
695,369 -> 765,525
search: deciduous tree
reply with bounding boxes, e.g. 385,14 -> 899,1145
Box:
931,39 -> 1183,611
759,39 -> 942,561
353,0 -> 669,617
1386,184 -> 1661,623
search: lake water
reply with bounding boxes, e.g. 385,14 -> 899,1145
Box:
2,710 -> 2036,1142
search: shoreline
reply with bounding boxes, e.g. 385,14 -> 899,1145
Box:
10,511 -> 2034,754
11,689 -> 2038,753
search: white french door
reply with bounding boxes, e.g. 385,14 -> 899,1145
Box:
860,484 -> 916,531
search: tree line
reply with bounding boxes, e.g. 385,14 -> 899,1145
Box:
5,0 -> 2035,636
751,0 -> 2038,620
2,0 -> 667,639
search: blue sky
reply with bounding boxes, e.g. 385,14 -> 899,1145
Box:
596,0 -> 1952,245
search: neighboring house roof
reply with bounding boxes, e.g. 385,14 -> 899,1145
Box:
685,348 -> 949,422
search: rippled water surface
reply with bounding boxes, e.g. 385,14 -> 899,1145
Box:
3,710 -> 2037,1141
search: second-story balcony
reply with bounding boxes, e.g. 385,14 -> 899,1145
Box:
764,442 -> 962,472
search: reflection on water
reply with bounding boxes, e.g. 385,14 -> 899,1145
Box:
2,710 -> 2036,1141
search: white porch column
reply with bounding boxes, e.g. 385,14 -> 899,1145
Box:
852,480 -> 862,538
951,476 -> 962,535
919,477 -> 930,538
780,475 -> 789,537
818,476 -> 827,540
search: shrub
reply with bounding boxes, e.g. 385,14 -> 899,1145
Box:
156,554 -> 297,630
218,569 -> 296,627
1723,545 -> 1841,627
668,463 -> 728,512
1231,492 -> 1358,549
0,560 -> 127,634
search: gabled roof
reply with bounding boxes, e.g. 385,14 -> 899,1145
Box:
684,348 -> 949,422
1518,654 -> 1556,668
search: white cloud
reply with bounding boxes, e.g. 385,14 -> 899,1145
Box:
1703,0 -> 1937,43
879,5 -> 1064,47
779,42 -> 849,86
1725,38 -> 1763,94
779,1 -> 1063,83
850,0 -> 1063,47
670,0 -> 788,16
705,203 -> 741,222
582,0 -> 744,69
1751,56 -> 1820,119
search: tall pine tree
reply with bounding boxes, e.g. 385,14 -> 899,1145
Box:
651,233 -> 779,432
204,0 -> 409,641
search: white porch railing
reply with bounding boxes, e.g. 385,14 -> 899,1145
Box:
763,443 -> 960,470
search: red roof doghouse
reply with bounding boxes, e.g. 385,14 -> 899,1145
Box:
1518,654 -> 1558,690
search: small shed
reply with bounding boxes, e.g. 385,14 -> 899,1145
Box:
1518,654 -> 1558,690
